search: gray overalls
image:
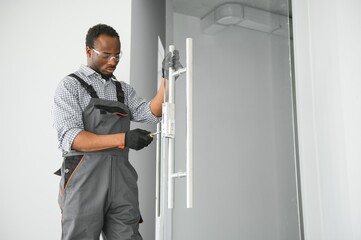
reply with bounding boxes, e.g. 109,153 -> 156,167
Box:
57,74 -> 143,240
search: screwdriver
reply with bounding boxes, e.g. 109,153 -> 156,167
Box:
150,131 -> 161,138
119,131 -> 161,149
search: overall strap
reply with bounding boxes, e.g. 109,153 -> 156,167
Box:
113,80 -> 125,103
68,73 -> 99,98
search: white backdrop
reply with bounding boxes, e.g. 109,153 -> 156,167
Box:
292,0 -> 361,239
0,0 -> 131,239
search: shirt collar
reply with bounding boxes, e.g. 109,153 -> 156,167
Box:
78,64 -> 116,84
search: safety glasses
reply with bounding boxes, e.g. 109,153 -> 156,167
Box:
92,48 -> 122,62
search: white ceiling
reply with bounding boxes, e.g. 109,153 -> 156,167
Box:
173,0 -> 291,18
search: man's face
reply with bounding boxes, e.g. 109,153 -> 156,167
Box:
87,34 -> 121,76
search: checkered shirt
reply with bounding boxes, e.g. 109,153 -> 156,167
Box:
53,64 -> 159,152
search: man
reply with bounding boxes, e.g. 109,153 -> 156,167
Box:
53,24 -> 181,240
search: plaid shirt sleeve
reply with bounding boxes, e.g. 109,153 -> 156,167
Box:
122,81 -> 161,124
52,77 -> 84,152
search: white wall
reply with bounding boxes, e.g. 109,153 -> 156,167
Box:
337,1 -> 361,239
170,12 -> 300,240
0,0 -> 131,239
292,0 -> 361,239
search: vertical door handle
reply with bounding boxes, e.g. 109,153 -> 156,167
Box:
164,39 -> 193,209
186,38 -> 193,208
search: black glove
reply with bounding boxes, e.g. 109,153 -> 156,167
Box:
162,50 -> 183,80
125,128 -> 153,151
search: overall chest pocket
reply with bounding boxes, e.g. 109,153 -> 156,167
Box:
94,104 -> 129,117
84,103 -> 130,134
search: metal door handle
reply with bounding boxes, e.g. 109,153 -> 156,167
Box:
163,39 -> 193,209
186,38 -> 193,208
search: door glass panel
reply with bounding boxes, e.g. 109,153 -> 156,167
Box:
165,0 -> 301,239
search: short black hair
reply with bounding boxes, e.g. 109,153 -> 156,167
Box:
85,24 -> 119,48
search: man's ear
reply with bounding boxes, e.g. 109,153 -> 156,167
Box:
86,46 -> 92,58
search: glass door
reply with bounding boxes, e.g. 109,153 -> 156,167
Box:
159,0 -> 302,239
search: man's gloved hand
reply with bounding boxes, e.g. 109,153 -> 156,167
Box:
125,128 -> 153,151
162,50 -> 183,80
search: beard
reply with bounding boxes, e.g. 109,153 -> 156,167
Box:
100,73 -> 114,80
